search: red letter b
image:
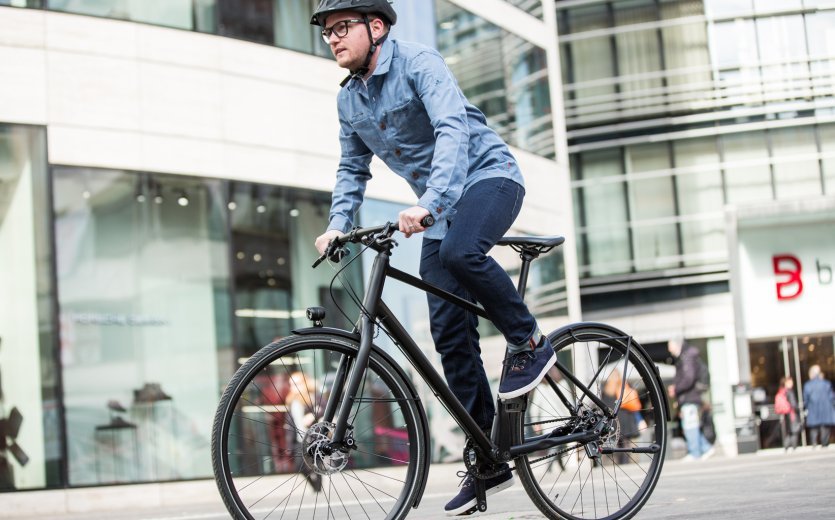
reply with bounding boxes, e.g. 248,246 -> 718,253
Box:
773,254 -> 803,300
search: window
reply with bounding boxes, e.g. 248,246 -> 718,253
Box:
53,168 -> 232,485
48,0 -> 194,30
626,143 -> 679,270
704,0 -> 752,17
818,124 -> 835,195
435,0 -> 555,158
721,131 -> 773,204
218,0 -> 274,44
770,126 -> 822,200
0,125 -> 56,490
576,149 -> 632,276
673,137 -> 726,266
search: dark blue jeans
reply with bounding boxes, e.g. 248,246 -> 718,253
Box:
419,177 -> 537,430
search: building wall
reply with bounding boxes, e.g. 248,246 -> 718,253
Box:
556,0 -> 835,455
0,1 -> 573,490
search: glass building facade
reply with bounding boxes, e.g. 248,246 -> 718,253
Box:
557,0 -> 835,451
558,0 -> 835,300
0,0 -> 567,491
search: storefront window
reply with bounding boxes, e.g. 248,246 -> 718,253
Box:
53,167 -> 232,485
228,183 -> 356,360
0,125 -> 57,490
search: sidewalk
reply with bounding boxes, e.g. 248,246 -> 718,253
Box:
1,461 -> 472,518
3,447 -> 832,518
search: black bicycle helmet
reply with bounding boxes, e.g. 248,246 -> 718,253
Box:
310,0 -> 397,27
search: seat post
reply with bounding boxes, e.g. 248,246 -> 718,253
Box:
516,249 -> 539,299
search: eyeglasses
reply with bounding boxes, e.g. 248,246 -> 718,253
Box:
321,19 -> 364,43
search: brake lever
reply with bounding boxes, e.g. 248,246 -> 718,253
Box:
312,242 -> 349,268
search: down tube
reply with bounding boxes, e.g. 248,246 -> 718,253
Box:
377,300 -> 494,458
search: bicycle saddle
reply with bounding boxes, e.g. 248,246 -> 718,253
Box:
497,236 -> 565,248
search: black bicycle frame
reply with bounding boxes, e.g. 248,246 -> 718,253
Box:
328,243 -> 613,462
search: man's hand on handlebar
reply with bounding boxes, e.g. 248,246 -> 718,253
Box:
315,229 -> 343,256
398,206 -> 432,238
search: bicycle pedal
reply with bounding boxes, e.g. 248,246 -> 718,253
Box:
457,505 -> 480,516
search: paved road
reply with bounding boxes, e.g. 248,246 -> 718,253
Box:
4,448 -> 835,519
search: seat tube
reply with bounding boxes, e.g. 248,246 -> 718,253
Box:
331,249 -> 390,444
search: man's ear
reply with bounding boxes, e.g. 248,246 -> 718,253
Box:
370,17 -> 386,38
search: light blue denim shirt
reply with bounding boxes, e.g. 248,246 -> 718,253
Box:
327,38 -> 525,240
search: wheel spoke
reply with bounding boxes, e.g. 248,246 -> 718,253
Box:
517,328 -> 666,520
213,337 -> 423,520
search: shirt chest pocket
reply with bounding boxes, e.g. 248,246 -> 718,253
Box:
386,97 -> 433,138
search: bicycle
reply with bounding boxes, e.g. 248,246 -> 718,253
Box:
212,218 -> 669,520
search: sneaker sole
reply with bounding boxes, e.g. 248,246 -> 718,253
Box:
497,351 -> 557,401
444,476 -> 516,516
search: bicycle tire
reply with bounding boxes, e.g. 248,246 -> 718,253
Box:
514,324 -> 668,520
212,333 -> 428,520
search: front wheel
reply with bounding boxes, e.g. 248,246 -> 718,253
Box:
212,333 -> 428,520
515,325 -> 668,520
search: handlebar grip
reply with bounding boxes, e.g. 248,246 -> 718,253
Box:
420,215 -> 435,228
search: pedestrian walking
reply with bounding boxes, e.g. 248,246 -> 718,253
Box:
803,365 -> 835,448
668,337 -> 715,461
774,376 -> 801,451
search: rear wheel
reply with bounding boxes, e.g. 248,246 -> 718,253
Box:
515,325 -> 667,520
212,334 -> 427,520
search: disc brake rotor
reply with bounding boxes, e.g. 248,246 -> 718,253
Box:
302,421 -> 352,476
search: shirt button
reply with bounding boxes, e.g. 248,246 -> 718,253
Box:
395,148 -> 401,157
380,122 -> 386,130
411,172 -> 419,180
436,206 -> 443,213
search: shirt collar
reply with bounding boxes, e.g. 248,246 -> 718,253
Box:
371,38 -> 394,77
345,38 -> 394,92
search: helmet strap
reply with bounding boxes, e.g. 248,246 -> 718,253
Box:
340,15 -> 390,87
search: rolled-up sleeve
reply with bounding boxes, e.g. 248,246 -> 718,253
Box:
328,106 -> 374,233
408,51 -> 469,222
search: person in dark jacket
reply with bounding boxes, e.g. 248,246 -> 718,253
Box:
668,338 -> 714,460
803,365 -> 835,448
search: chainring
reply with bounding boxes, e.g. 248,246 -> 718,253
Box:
462,439 -> 507,479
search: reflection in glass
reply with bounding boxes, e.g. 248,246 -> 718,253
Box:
0,125 -> 56,490
502,0 -> 543,20
48,0 -> 194,30
435,0 -> 554,158
218,0 -> 274,44
53,168 -> 231,485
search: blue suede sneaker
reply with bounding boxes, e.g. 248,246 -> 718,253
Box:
497,337 -> 556,400
444,466 -> 515,516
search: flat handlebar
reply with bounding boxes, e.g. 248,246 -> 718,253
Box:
313,215 -> 435,268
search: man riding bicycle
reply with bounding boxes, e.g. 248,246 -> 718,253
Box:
310,1 -> 556,514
